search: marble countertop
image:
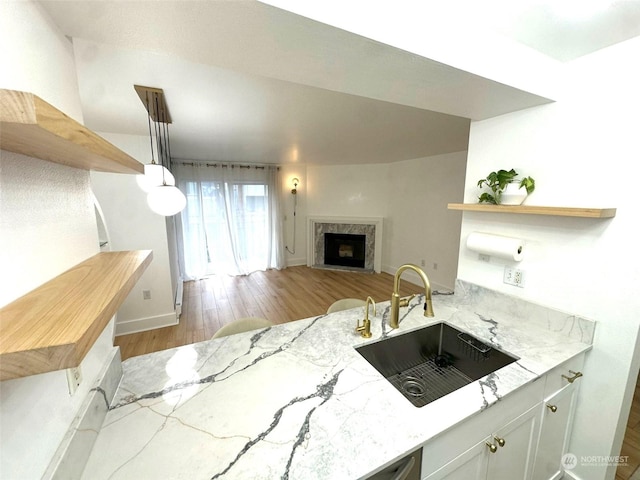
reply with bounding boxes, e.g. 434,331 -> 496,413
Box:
82,280 -> 594,480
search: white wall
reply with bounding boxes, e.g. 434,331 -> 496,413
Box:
91,133 -> 177,335
305,155 -> 466,290
459,37 -> 640,480
385,152 -> 466,290
306,163 -> 390,218
0,2 -> 118,477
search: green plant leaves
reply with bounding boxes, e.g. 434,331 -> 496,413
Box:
519,176 -> 535,194
477,169 -> 535,204
478,192 -> 498,204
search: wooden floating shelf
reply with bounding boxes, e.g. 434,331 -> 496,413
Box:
0,251 -> 152,381
0,89 -> 143,174
447,203 -> 616,218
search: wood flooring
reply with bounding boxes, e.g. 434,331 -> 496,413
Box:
113,266 -> 639,479
114,265 -> 423,361
618,373 -> 640,480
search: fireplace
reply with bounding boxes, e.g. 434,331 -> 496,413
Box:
324,233 -> 366,269
307,216 -> 384,273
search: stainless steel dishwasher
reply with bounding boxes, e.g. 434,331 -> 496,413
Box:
366,448 -> 422,480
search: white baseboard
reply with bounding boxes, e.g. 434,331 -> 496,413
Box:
174,278 -> 184,318
114,312 -> 178,336
286,257 -> 307,267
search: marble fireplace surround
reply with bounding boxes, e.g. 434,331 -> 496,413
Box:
307,216 -> 383,273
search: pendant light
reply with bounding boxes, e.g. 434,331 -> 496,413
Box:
135,85 -> 186,216
136,164 -> 175,193
136,90 -> 175,192
147,111 -> 186,216
147,184 -> 187,216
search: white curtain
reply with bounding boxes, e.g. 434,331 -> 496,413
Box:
174,162 -> 284,279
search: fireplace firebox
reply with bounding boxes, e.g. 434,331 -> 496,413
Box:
324,233 -> 366,269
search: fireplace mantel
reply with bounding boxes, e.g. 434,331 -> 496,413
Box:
307,216 -> 383,273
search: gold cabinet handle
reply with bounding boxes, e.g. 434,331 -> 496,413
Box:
561,370 -> 583,383
493,436 -> 506,447
486,442 -> 498,453
546,404 -> 558,413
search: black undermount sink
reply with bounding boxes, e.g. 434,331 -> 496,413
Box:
355,322 -> 518,408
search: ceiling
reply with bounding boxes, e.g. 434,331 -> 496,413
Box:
487,0 -> 640,62
38,0 -> 640,166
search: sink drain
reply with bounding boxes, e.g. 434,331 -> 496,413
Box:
401,376 -> 426,397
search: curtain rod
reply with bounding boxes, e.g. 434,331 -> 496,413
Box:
175,161 -> 279,170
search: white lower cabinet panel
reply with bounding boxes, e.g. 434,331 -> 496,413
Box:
421,379 -> 544,477
423,438 -> 489,480
488,404 -> 540,480
423,404 -> 540,480
532,380 -> 580,479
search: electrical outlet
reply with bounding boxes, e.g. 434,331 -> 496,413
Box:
66,366 -> 82,395
513,269 -> 525,287
503,266 -> 525,288
420,259 -> 426,267
478,254 -> 490,263
143,289 -> 151,300
432,262 -> 438,270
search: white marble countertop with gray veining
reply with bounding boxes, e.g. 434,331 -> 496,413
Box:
81,280 -> 594,480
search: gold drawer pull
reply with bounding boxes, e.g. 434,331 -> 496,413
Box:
561,370 -> 583,383
546,404 -> 558,413
486,442 -> 498,453
494,436 -> 506,447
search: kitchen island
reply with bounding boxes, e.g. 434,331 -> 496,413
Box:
80,280 -> 594,479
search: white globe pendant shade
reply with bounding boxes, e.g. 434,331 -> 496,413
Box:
147,185 -> 186,216
136,163 -> 175,193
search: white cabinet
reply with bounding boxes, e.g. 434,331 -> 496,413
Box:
487,404 -> 540,480
532,355 -> 584,480
423,438 -> 488,479
424,404 -> 539,480
422,353 -> 586,480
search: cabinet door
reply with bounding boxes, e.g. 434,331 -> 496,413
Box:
422,438 -> 489,480
487,404 -> 540,480
532,382 -> 579,480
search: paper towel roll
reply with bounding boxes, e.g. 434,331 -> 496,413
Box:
466,232 -> 524,262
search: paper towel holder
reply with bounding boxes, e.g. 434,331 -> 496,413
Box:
466,231 -> 525,262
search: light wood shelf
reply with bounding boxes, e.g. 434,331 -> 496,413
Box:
0,251 -> 152,381
447,203 -> 616,218
0,89 -> 143,174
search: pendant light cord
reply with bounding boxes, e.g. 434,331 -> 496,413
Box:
146,92 -> 156,165
154,94 -> 167,186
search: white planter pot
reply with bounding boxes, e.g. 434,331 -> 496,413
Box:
500,182 -> 528,205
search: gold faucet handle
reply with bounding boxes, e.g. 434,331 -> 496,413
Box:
398,294 -> 416,308
355,318 -> 372,338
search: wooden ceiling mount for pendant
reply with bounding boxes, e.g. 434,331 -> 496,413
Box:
134,85 -> 172,124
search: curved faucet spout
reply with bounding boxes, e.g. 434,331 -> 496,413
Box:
390,264 -> 434,329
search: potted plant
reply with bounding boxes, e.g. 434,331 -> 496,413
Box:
477,169 -> 535,205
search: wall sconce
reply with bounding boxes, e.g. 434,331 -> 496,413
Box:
291,177 -> 300,195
